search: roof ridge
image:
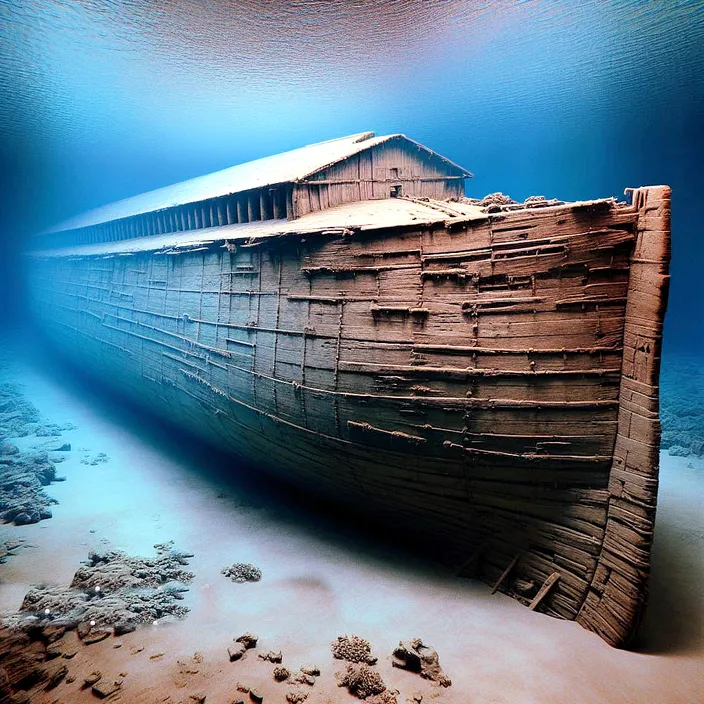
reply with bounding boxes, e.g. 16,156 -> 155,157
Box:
307,131 -> 375,146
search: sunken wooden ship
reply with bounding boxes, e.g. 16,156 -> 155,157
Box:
27,132 -> 671,647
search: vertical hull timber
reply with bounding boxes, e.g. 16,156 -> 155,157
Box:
28,187 -> 671,647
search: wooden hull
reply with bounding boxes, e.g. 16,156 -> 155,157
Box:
27,186 -> 671,647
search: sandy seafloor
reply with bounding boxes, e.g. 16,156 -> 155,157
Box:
1,344 -> 703,704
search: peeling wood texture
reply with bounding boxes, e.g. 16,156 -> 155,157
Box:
576,185 -> 671,646
26,136 -> 670,651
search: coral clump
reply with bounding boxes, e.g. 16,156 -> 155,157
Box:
0,382 -> 72,526
13,544 -> 194,636
336,663 -> 388,700
286,691 -> 309,704
221,563 -> 262,583
273,666 -> 290,682
331,634 -> 377,664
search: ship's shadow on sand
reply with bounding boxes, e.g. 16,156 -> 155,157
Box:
630,505 -> 704,656
28,340 -> 704,657
631,352 -> 704,656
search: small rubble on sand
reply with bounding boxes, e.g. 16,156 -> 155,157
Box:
258,649 -> 283,663
391,639 -> 451,687
290,672 -> 316,687
0,534 -> 29,563
289,664 -> 320,686
90,676 -> 123,698
286,691 -> 309,703
0,381 -> 73,526
270,663 -> 319,686
80,452 -> 110,466
228,632 -> 258,662
273,665 -> 291,681
251,641 -> 320,693
221,562 -> 262,583
235,631 -> 259,649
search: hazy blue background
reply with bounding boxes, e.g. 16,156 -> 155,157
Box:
1,0 -> 702,349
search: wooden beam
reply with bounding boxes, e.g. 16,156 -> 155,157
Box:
529,572 -> 561,611
272,188 -> 284,219
248,192 -> 257,222
237,195 -> 247,223
286,186 -> 294,220
491,553 -> 521,594
260,190 -> 271,220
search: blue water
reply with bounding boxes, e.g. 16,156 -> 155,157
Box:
0,0 -> 702,351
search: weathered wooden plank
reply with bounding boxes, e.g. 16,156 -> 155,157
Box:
491,554 -> 521,594
576,185 -> 670,647
529,572 -> 561,610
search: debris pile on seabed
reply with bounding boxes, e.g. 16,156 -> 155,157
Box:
0,541 -> 194,701
331,634 -> 378,665
221,562 -> 262,583
332,635 -> 398,702
0,382 -> 73,526
5,542 -> 194,637
392,638 -> 452,687
336,662 -> 398,703
461,192 -> 566,212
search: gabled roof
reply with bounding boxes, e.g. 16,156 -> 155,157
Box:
42,132 -> 472,235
